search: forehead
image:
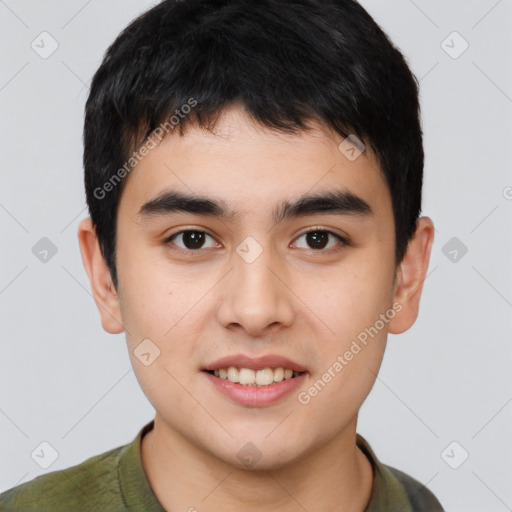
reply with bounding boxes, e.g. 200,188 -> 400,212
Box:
118,106 -> 392,223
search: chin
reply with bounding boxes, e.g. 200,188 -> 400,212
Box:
223,449 -> 304,472
214,434 -> 311,472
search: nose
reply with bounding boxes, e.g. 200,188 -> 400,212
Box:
216,243 -> 295,337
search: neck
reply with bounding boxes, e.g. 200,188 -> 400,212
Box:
141,414 -> 374,512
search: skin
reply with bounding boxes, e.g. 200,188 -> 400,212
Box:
78,105 -> 434,512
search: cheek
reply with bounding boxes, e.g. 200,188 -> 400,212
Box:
311,260 -> 394,346
116,241 -> 181,337
299,257 -> 394,420
300,346 -> 384,437
299,303 -> 389,431
116,251 -> 210,375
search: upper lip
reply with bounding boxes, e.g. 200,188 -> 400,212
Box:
203,354 -> 308,373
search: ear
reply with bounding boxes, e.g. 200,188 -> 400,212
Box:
388,217 -> 435,335
77,218 -> 124,334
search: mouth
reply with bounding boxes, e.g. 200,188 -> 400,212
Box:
202,362 -> 308,406
203,367 -> 306,387
202,353 -> 308,389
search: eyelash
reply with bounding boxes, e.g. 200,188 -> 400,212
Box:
164,227 -> 349,255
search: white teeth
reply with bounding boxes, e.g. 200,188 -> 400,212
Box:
256,368 -> 274,386
239,368 -> 255,385
273,367 -> 284,382
211,367 -> 302,386
227,366 -> 239,383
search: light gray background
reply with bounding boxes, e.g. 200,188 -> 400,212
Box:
1,1 -> 511,510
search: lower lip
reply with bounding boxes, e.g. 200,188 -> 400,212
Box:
203,371 -> 307,407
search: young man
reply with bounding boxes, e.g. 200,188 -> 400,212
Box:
0,0 -> 444,510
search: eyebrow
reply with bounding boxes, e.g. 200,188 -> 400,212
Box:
138,188 -> 373,224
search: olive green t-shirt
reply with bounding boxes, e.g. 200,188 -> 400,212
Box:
0,420 -> 444,511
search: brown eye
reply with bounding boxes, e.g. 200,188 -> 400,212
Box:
305,231 -> 329,250
293,229 -> 347,251
166,230 -> 218,251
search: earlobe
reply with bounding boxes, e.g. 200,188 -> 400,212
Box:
77,218 -> 124,334
388,217 -> 435,335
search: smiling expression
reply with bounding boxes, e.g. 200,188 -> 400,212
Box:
82,105 -> 427,470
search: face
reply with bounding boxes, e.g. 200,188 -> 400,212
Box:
83,106 -> 427,470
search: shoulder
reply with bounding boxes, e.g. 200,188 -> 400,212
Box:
383,464 -> 445,512
0,444 -> 127,512
356,433 -> 444,512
